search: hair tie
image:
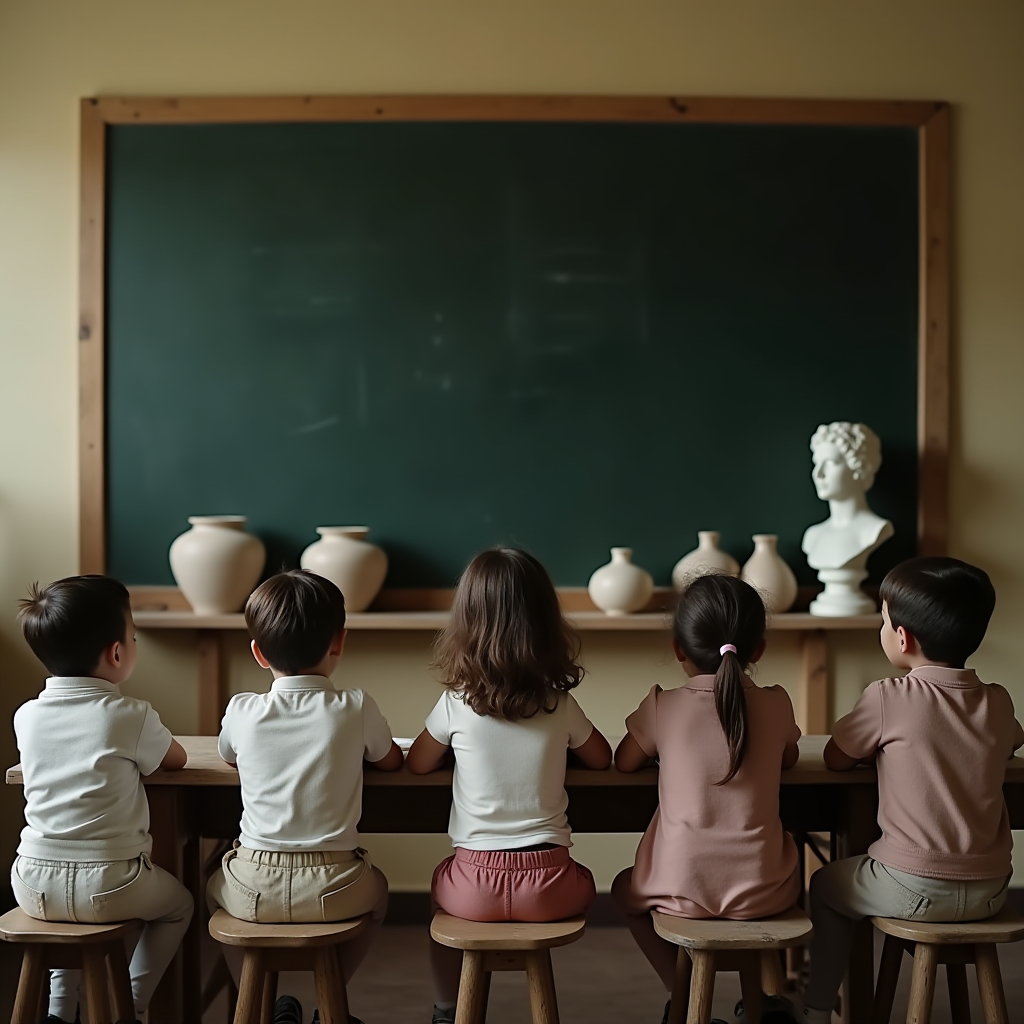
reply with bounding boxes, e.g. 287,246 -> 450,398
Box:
719,644 -> 737,656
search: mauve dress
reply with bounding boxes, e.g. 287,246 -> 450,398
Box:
623,675 -> 801,919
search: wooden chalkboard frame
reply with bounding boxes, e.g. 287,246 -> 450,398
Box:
78,95 -> 951,575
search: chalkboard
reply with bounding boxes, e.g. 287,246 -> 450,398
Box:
106,120 -> 919,588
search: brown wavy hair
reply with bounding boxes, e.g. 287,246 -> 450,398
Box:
432,547 -> 584,720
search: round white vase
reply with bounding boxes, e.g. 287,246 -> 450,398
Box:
588,547 -> 655,616
300,526 -> 388,613
671,531 -> 740,590
169,515 -> 266,615
740,534 -> 798,613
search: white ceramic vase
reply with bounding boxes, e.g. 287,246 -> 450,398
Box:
740,534 -> 798,613
671,531 -> 740,590
169,515 -> 266,615
588,547 -> 654,616
300,526 -> 388,613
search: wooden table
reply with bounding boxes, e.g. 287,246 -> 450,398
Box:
10,737 -> 1024,1024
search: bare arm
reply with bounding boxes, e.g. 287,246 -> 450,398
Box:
614,733 -> 654,773
782,741 -> 800,770
158,738 -> 188,771
823,737 -> 862,772
366,740 -> 404,772
406,729 -> 450,774
569,728 -> 612,770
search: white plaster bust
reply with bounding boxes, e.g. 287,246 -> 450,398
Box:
801,422 -> 894,616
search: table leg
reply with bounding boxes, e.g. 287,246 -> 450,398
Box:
148,787 -> 182,1024
198,629 -> 226,735
798,630 -> 829,734
182,830 -> 204,1023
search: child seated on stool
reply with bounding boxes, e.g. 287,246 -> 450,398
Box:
207,570 -> 403,1024
13,575 -> 193,1024
407,548 -> 612,1024
612,573 -> 802,1024
789,557 -> 1023,1024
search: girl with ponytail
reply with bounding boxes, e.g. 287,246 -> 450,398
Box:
611,573 -> 802,1015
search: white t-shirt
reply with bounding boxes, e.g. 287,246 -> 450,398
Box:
14,677 -> 173,862
219,676 -> 393,852
424,689 -> 594,850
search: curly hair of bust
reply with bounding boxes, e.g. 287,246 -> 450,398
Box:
674,573 -> 767,784
433,547 -> 584,721
810,421 -> 882,490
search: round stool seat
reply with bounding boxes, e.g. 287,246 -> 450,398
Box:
0,908 -> 140,944
429,913 -> 586,951
871,908 -> 1024,945
208,908 -> 369,948
652,906 -> 813,950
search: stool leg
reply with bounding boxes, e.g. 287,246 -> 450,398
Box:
105,940 -> 136,1021
481,969 -> 492,1022
260,971 -> 279,1024
235,950 -> 265,1024
455,950 -> 488,1024
739,954 -> 763,1024
945,963 -> 970,1024
686,950 -> 715,1024
525,950 -> 560,1024
906,943 -> 937,1024
12,947 -> 46,1024
83,946 -> 113,1024
314,946 -> 351,1024
872,935 -> 905,1024
974,944 -> 1009,1024
668,948 -> 692,1024
760,951 -> 785,997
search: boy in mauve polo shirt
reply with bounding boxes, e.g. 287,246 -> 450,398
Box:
13,575 -> 193,1024
783,557 -> 1023,1024
207,570 -> 403,1024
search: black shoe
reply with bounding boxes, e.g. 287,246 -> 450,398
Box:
735,996 -> 799,1022
432,1008 -> 456,1024
311,1010 -> 365,1024
273,996 -> 303,1024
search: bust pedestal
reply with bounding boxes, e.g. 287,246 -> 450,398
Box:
809,567 -> 876,617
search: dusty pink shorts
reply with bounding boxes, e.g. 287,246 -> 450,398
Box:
432,846 -> 596,922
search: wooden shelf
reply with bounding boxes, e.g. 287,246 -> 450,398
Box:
133,609 -> 880,632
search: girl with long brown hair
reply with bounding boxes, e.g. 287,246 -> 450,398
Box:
611,572 -> 802,1022
407,547 -> 612,1024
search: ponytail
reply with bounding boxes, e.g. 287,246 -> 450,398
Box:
673,573 -> 766,786
713,649 -> 749,785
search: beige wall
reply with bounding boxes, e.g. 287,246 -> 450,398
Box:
1,0 -> 1022,891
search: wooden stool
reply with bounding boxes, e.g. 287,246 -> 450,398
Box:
208,908 -> 371,1024
0,908 -> 139,1024
429,912 -> 586,1024
871,909 -> 1024,1024
652,907 -> 813,1024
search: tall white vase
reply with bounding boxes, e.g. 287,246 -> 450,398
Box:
672,531 -> 740,590
588,547 -> 654,616
740,534 -> 798,613
169,516 -> 266,615
300,527 -> 388,613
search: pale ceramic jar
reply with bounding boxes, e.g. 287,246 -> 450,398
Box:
740,534 -> 798,613
169,515 -> 266,615
588,547 -> 655,616
671,531 -> 740,590
300,526 -> 388,613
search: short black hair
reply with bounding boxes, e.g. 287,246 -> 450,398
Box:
244,570 -> 346,674
18,575 -> 131,676
879,556 -> 995,668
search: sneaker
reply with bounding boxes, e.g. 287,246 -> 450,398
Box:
432,1007 -> 456,1024
273,996 -> 303,1024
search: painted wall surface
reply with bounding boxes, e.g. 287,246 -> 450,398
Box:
1,0 -> 1022,891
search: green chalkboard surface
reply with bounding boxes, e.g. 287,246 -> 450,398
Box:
106,121 -> 919,588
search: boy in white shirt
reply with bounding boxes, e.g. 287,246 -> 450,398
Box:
13,575 -> 193,1024
207,570 -> 402,1024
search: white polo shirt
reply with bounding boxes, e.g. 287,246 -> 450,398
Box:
219,676 -> 393,852
14,677 -> 173,862
425,690 -> 595,850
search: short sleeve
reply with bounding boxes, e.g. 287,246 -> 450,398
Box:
564,695 -> 595,750
424,693 -> 452,746
217,695 -> 241,764
135,703 -> 173,776
830,681 -> 883,760
361,692 -> 393,763
625,685 -> 660,758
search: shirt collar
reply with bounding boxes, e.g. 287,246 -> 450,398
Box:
685,673 -> 755,692
906,665 -> 982,688
270,675 -> 332,693
42,676 -> 120,695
